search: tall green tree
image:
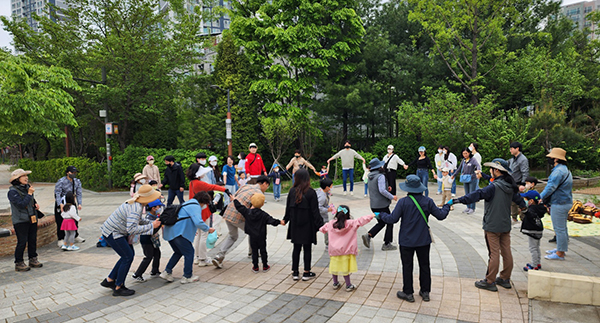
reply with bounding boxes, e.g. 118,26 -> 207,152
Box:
0,51 -> 80,156
2,0 -> 206,153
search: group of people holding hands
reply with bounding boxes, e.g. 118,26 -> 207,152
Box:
7,139 -> 573,303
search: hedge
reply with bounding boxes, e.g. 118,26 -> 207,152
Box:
18,146 -> 222,191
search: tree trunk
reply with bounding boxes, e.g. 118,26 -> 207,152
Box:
43,136 -> 51,160
343,110 -> 348,140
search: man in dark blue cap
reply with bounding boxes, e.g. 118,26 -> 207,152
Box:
54,165 -> 83,247
449,158 -> 526,292
378,174 -> 451,303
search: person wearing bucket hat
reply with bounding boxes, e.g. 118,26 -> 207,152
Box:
7,169 -> 43,272
100,185 -> 163,296
246,143 -> 268,184
143,155 -> 161,184
362,158 -> 398,251
54,165 -> 84,248
449,158 -> 526,292
377,175 -> 451,302
404,146 -> 437,197
540,148 -> 572,260
327,141 -> 366,195
132,198 -> 165,282
129,173 -> 148,197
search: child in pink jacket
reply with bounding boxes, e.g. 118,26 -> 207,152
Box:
319,205 -> 374,292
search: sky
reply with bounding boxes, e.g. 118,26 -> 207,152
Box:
0,0 -> 590,53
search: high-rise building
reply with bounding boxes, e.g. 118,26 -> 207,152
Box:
561,0 -> 600,38
160,0 -> 231,36
10,0 -> 67,32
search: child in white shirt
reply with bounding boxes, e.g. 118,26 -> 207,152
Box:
61,192 -> 82,251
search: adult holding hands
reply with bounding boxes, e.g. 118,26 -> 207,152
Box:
404,146 -> 437,197
362,158 -> 398,251
286,150 -> 319,180
100,184 -> 162,296
327,141 -> 366,196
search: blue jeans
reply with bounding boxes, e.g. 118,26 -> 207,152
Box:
436,169 -> 443,194
342,169 -> 354,192
104,234 -> 135,287
550,203 -> 570,252
364,182 -> 368,196
167,188 -> 185,206
450,170 -> 457,194
273,183 -> 281,199
463,179 -> 479,210
416,169 -> 429,197
165,235 -> 195,278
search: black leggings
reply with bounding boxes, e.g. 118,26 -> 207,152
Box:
292,243 -> 312,272
368,207 -> 393,244
134,243 -> 161,276
14,222 -> 37,263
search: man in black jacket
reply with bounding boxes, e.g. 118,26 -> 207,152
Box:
162,155 -> 186,206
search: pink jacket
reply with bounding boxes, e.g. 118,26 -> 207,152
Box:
319,214 -> 374,257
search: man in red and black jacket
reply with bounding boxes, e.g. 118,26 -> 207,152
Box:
245,143 -> 267,184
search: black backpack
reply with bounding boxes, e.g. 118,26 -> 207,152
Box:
159,204 -> 190,226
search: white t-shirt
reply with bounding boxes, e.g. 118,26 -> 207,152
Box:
237,159 -> 246,173
434,153 -> 444,170
472,152 -> 482,167
382,153 -> 405,170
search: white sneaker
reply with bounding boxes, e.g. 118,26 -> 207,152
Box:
160,271 -> 174,282
350,191 -> 354,196
180,276 -> 199,284
451,194 -> 456,197
193,258 -> 200,265
57,240 -> 64,248
75,236 -> 85,243
364,194 -> 367,198
67,245 -> 80,251
61,245 -> 68,250
197,258 -> 212,267
343,191 -> 347,196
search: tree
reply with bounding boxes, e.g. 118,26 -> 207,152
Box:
0,52 -> 79,152
2,0 -> 206,153
408,0 -> 518,105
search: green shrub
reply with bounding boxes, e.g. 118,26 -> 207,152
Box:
18,157 -> 109,191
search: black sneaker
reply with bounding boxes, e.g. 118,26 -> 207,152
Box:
112,286 -> 135,297
549,236 -> 557,243
149,272 -> 160,277
292,271 -> 300,281
302,272 -> 316,281
475,279 -> 498,292
419,291 -> 430,302
396,291 -> 415,302
100,278 -> 116,290
495,277 -> 512,289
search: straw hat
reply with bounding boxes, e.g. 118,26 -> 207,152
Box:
128,184 -> 161,204
546,148 -> 567,162
251,193 -> 265,208
9,169 -> 31,183
133,173 -> 147,182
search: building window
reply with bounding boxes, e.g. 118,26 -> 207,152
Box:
585,6 -> 592,13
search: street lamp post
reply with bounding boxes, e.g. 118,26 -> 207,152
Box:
210,85 -> 232,156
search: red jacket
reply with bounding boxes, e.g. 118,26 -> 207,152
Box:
188,179 -> 225,221
245,153 -> 267,177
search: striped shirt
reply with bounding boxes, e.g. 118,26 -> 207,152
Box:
222,184 -> 262,225
54,176 -> 83,205
100,202 -> 153,239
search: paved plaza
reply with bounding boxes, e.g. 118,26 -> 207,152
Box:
2,167 -> 600,322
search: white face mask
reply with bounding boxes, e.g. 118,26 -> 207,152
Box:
274,168 -> 279,172
468,146 -> 473,152
148,160 -> 154,165
525,183 -> 532,190
139,179 -> 146,184
443,150 -> 447,154
199,159 -> 206,165
387,149 -> 393,153
210,161 -> 217,166
438,149 -> 443,154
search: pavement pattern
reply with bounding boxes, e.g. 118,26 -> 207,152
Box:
1,164 -> 600,323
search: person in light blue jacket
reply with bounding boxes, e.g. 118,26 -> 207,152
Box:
539,148 -> 572,261
161,191 -> 215,284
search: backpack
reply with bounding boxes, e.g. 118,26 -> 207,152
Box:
159,204 -> 190,226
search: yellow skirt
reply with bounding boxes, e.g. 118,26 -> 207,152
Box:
329,255 -> 357,276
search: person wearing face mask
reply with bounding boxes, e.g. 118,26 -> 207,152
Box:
54,165 -> 84,248
434,146 -> 445,195
286,150 -> 318,181
8,169 -> 43,272
382,145 -> 405,196
327,141 -> 366,196
268,164 -> 288,201
404,147 -> 437,197
130,173 -> 148,197
508,142 -> 529,223
162,156 -> 186,206
208,156 -> 220,183
448,158 -> 526,292
442,147 -> 458,197
195,152 -> 216,185
246,143 -> 268,184
132,198 -> 165,282
142,155 -> 161,184
539,148 -> 572,261
236,152 -> 247,175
